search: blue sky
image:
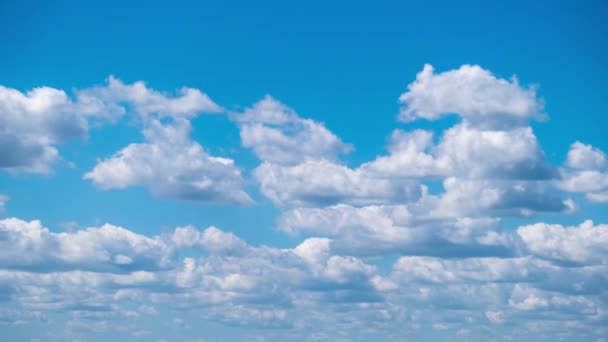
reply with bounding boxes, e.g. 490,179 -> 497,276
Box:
0,0 -> 607,341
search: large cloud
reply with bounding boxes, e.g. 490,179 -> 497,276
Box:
361,124 -> 557,180
1,216 -> 606,341
3,64 -> 607,341
398,64 -> 543,128
84,119 -> 252,204
0,77 -> 222,174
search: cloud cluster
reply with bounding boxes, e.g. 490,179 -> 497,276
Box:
1,64 -> 607,341
0,77 -> 222,175
0,215 -> 606,341
84,119 -> 252,204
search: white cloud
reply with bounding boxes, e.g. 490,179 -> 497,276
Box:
435,124 -> 555,180
399,64 -> 543,128
558,142 -> 608,203
171,225 -> 249,255
84,119 -> 252,204
279,203 -> 518,257
3,65 -> 607,341
77,76 -> 223,119
0,77 -> 222,174
232,96 -> 351,165
566,142 -> 608,170
517,220 -> 608,265
254,160 -> 421,207
0,86 -> 88,173
428,177 -> 573,218
362,123 -> 556,180
0,217 -> 170,272
359,129 -> 447,178
0,215 -> 607,341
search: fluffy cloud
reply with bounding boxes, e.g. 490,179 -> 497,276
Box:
0,215 -> 607,341
84,119 -> 252,204
3,64 -> 607,341
0,77 -> 222,174
0,217 -> 171,272
254,160 -> 421,207
0,85 -> 89,173
279,203 -> 518,257
558,142 -> 608,202
77,76 -> 222,119
277,178 -> 572,255
398,64 -> 543,128
232,96 -> 351,165
361,124 -> 556,180
233,97 -> 425,207
517,220 -> 608,265
566,142 -> 608,170
242,69 -> 556,207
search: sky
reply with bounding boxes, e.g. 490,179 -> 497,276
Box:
0,0 -> 607,341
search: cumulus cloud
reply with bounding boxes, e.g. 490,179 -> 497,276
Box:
231,96 -> 351,165
77,76 -> 222,119
231,97 -> 425,207
361,123 -> 557,180
0,85 -> 90,173
84,119 -> 252,204
0,215 -> 607,341
0,217 -> 171,272
242,71 -> 557,207
517,220 -> 608,265
254,160 -> 421,207
558,142 -> 608,203
398,64 -> 543,128
277,178 -> 571,253
279,203 -> 520,257
0,77 -> 222,174
566,142 -> 608,170
4,64 -> 607,341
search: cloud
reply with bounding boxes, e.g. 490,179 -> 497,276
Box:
4,64 -> 607,341
517,220 -> 608,265
254,160 -> 421,207
242,75 -> 556,207
398,64 -> 543,128
277,178 -> 571,254
566,142 -> 608,170
77,76 -> 223,119
84,119 -> 252,205
232,95 -> 351,165
361,123 -> 557,180
0,86 -> 89,173
0,217 -> 171,272
0,77 -> 222,174
279,203 -> 518,257
558,142 -> 608,203
0,215 -> 607,341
